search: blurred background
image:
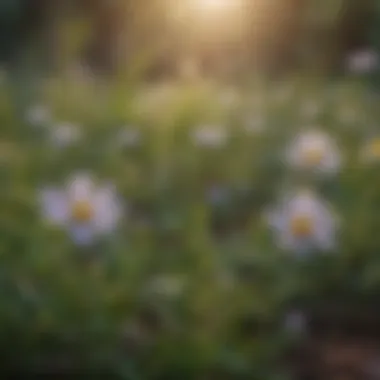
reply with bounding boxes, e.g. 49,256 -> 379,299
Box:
0,0 -> 378,80
2,0 -> 380,379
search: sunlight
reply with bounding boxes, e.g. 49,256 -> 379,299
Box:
193,0 -> 239,14
170,0 -> 245,24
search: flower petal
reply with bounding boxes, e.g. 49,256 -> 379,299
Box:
67,173 -> 94,202
39,188 -> 69,225
93,185 -> 123,234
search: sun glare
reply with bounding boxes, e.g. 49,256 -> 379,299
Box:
194,0 -> 237,14
167,0 -> 250,55
170,0 -> 244,23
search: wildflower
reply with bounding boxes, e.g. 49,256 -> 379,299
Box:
286,129 -> 341,174
40,173 -> 123,246
266,189 -> 339,254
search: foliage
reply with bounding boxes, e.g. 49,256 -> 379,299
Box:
1,72 -> 379,377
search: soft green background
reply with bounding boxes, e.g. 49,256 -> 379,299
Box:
1,0 -> 380,378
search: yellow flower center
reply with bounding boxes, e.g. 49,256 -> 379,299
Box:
369,139 -> 380,158
304,147 -> 324,166
71,201 -> 94,223
290,215 -> 314,238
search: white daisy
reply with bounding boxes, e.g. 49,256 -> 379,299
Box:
286,129 -> 341,174
191,124 -> 228,148
50,123 -> 82,148
266,189 -> 339,254
346,49 -> 379,74
40,173 -> 123,246
26,104 -> 51,127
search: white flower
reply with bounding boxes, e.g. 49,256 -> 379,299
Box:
191,124 -> 228,148
117,128 -> 141,148
346,49 -> 379,74
26,104 -> 51,127
286,129 -> 341,174
50,123 -> 82,148
40,173 -> 123,246
266,189 -> 339,254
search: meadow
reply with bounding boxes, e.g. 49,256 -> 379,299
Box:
1,72 -> 380,378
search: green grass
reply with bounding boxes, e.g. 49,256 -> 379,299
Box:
0,74 -> 379,378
